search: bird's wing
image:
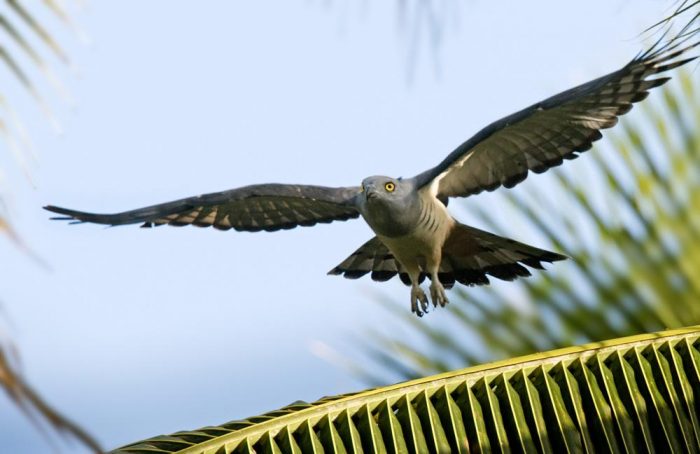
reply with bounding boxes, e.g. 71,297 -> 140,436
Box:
45,184 -> 361,232
413,37 -> 700,199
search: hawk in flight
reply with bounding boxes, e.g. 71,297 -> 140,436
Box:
46,37 -> 699,316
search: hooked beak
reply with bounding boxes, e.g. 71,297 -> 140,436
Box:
363,185 -> 378,200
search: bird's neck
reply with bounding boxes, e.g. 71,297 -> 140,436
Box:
361,193 -> 422,238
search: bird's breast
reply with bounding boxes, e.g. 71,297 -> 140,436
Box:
360,199 -> 417,237
360,193 -> 453,241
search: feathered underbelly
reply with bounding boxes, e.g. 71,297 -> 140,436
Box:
377,198 -> 454,268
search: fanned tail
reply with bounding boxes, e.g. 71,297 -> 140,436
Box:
436,223 -> 566,288
328,224 -> 566,288
328,237 -> 406,283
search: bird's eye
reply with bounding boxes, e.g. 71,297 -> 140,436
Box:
385,182 -> 395,192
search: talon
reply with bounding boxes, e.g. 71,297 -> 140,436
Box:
420,294 -> 429,312
411,303 -> 423,317
429,282 -> 449,308
411,286 -> 429,317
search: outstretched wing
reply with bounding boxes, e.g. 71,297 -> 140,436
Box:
45,184 -> 361,232
414,37 -> 700,199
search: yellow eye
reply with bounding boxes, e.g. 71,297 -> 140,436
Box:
385,182 -> 395,192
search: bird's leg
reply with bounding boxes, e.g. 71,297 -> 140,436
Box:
427,255 -> 449,308
406,267 -> 429,317
429,277 -> 449,308
411,285 -> 429,316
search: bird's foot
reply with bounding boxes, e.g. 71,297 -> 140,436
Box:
429,282 -> 449,308
411,287 -> 429,317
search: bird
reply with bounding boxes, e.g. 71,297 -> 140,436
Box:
45,35 -> 699,316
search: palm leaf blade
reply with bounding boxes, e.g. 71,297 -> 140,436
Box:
112,327 -> 700,453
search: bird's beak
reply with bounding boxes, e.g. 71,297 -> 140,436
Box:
364,185 -> 378,200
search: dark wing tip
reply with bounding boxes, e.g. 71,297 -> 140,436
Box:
43,204 -> 117,225
44,205 -> 81,221
44,204 -> 66,214
655,56 -> 699,73
548,251 -> 569,262
531,251 -> 569,264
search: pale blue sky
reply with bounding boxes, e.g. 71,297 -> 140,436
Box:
0,1 -> 671,451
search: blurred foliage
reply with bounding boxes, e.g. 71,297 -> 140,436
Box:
1,0 -> 78,235
648,0 -> 699,38
0,333 -> 101,452
361,70 -> 700,384
314,0 -> 461,82
1,1 -> 100,451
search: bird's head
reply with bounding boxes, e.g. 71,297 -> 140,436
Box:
361,176 -> 411,203
358,176 -> 420,237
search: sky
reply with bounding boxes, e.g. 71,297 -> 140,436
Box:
0,0 -> 673,451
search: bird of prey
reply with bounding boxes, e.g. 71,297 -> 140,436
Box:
45,36 -> 699,316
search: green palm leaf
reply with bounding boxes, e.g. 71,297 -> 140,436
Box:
112,326 -> 700,453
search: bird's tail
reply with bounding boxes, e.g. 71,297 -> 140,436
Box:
328,236 -> 400,282
436,223 -> 567,288
328,223 -> 566,287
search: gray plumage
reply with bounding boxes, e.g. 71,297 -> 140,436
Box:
45,36 -> 699,316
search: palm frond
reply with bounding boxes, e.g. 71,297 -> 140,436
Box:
0,339 -> 101,452
0,308 -> 100,451
111,327 -> 700,453
644,1 -> 700,45
1,1 -> 98,451
312,0 -> 461,83
0,0 -> 74,139
0,0 -> 77,242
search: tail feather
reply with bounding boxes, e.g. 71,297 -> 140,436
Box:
329,224 -> 566,288
328,237 -> 400,281
440,223 -> 566,286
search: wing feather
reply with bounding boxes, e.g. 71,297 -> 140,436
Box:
414,37 -> 699,198
44,184 -> 361,232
